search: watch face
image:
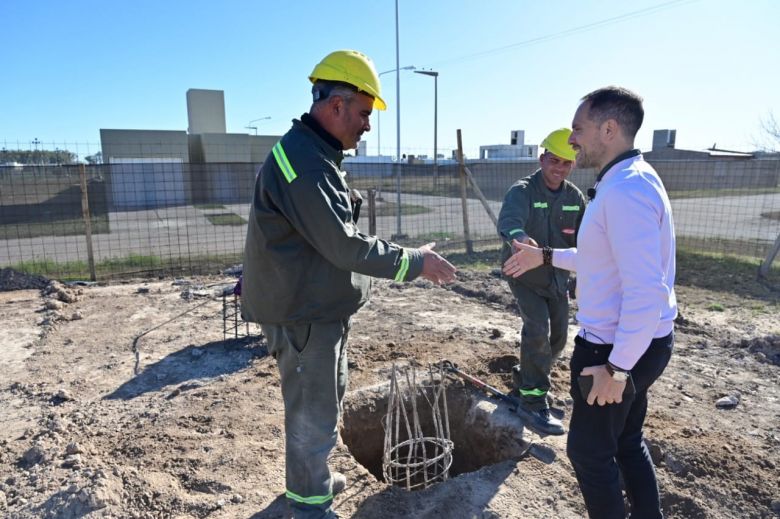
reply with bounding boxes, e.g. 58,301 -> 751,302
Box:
612,372 -> 629,382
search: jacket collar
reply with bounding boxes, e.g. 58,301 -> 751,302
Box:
531,168 -> 565,196
301,113 -> 343,152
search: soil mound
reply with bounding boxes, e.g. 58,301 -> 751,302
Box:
0,268 -> 49,292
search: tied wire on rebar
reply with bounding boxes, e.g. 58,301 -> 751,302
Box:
382,363 -> 453,491
222,289 -> 250,340
221,275 -> 262,341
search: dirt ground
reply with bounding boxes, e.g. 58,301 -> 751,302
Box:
0,258 -> 779,519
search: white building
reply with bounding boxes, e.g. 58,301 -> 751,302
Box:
479,130 -> 538,160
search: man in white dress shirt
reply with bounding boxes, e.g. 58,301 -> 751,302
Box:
503,86 -> 677,519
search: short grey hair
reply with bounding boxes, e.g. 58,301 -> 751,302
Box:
312,80 -> 357,107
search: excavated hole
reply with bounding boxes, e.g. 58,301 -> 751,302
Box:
341,381 -> 530,488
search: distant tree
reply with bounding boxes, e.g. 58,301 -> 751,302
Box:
50,149 -> 77,164
756,111 -> 780,152
0,149 -> 77,165
85,152 -> 103,165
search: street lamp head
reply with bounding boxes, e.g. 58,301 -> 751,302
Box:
379,65 -> 416,77
414,69 -> 439,77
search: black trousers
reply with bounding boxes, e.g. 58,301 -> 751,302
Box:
567,332 -> 673,519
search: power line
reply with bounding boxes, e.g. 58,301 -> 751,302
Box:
427,0 -> 697,68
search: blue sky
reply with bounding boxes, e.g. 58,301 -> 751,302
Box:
1,0 -> 778,159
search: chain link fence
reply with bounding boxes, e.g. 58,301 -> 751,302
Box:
1,157 -> 778,280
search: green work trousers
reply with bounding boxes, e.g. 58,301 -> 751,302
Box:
510,283 -> 569,411
262,319 -> 350,519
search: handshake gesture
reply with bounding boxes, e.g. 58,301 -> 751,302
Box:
418,242 -> 457,285
502,238 -> 544,278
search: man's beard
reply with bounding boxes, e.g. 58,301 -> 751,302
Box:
576,150 -> 597,169
575,143 -> 606,169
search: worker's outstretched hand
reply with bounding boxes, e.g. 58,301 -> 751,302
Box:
419,242 -> 457,285
502,240 -> 543,278
519,236 -> 539,248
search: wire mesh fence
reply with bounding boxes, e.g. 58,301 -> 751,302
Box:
0,156 -> 778,280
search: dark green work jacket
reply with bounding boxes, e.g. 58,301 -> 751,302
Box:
242,118 -> 423,325
497,169 -> 586,298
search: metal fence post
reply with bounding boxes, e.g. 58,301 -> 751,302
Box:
368,188 -> 377,236
79,163 -> 97,281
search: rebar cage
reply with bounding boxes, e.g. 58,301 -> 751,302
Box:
382,363 -> 453,491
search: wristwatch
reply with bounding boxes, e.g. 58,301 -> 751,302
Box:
606,362 -> 629,382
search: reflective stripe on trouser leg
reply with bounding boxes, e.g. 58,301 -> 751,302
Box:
262,320 -> 348,518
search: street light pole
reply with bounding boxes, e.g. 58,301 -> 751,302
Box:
246,117 -> 271,136
394,0 -> 404,238
414,69 -> 439,185
377,66 -> 415,156
32,138 -> 41,165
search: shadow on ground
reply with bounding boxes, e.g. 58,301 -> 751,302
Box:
104,337 -> 267,400
349,461 -> 518,519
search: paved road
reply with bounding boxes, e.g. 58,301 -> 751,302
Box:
671,192 -> 780,243
1,192 -> 777,268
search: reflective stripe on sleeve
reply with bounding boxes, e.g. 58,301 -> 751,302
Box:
394,249 -> 410,282
285,489 -> 333,505
509,228 -> 524,236
272,142 -> 298,183
562,205 -> 580,211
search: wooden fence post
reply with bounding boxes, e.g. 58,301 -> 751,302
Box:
79,163 -> 97,281
758,159 -> 780,280
758,233 -> 780,280
456,130 -> 473,254
462,164 -> 497,227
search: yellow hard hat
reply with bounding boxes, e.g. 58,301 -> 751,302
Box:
309,50 -> 387,111
541,128 -> 576,161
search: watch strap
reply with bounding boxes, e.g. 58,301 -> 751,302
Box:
606,361 -> 629,375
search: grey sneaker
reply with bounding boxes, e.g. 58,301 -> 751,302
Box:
331,472 -> 347,496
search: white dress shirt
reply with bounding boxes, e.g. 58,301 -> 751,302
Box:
553,152 -> 677,370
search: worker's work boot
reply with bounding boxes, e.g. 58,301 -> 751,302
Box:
331,472 -> 347,496
515,404 -> 565,436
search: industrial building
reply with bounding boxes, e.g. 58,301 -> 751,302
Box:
100,89 -> 279,209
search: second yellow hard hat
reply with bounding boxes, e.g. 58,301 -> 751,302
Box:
541,128 -> 576,161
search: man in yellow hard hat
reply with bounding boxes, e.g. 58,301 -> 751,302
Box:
241,49 -> 456,519
497,128 -> 586,436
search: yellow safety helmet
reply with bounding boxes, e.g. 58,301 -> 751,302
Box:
541,128 -> 576,161
309,49 -> 387,111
